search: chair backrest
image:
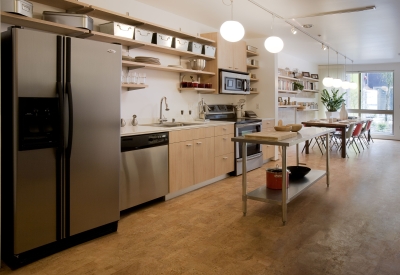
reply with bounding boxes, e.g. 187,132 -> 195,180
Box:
345,123 -> 356,139
365,120 -> 372,131
352,123 -> 363,137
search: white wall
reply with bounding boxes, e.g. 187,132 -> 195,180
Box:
278,53 -> 319,125
245,38 -> 276,120
83,0 -> 243,124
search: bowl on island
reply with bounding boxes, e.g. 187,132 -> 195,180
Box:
286,124 -> 303,132
274,126 -> 292,132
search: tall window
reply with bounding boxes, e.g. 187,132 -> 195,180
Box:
346,71 -> 394,135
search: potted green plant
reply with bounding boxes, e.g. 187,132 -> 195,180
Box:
321,88 -> 346,118
293,81 -> 304,91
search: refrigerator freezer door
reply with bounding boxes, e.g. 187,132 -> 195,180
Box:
15,149 -> 58,254
66,37 -> 121,236
15,28 -> 58,98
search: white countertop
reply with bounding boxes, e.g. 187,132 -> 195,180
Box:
121,121 -> 235,136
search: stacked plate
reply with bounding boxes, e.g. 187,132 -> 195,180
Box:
134,56 -> 161,65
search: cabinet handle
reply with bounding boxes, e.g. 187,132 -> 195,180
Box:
234,67 -> 238,70
196,142 -> 202,144
223,138 -> 227,140
223,157 -> 228,159
186,144 -> 192,147
223,127 -> 227,130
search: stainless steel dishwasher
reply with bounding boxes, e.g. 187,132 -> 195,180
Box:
120,132 -> 169,211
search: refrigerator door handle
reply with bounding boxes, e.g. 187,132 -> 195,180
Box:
66,82 -> 73,159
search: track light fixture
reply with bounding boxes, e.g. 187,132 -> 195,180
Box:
291,27 -> 297,34
322,44 -> 327,50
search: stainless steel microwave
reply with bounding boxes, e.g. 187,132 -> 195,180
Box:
220,70 -> 250,95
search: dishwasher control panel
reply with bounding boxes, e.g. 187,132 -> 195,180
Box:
121,132 -> 169,152
148,133 -> 168,145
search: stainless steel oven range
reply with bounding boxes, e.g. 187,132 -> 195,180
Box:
206,104 -> 263,176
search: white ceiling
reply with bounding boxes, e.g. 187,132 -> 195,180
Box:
135,0 -> 400,65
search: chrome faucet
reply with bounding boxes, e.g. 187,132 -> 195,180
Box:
159,96 -> 169,123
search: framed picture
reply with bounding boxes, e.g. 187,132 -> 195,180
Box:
302,72 -> 310,77
311,74 -> 319,79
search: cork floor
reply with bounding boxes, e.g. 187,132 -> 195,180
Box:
1,139 -> 400,275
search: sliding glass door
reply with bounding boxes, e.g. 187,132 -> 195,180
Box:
346,71 -> 394,135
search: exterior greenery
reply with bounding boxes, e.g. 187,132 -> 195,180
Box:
321,88 -> 346,112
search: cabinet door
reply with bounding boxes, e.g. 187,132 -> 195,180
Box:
263,144 -> 275,161
194,137 -> 215,184
233,40 -> 247,72
217,34 -> 234,70
169,141 -> 194,192
215,153 -> 234,176
215,134 -> 234,156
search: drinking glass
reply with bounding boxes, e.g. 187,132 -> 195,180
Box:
127,72 -> 132,84
138,73 -> 143,84
133,72 -> 138,84
141,73 -> 146,84
121,71 -> 127,84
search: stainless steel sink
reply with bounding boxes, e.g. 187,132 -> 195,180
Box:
140,122 -> 201,127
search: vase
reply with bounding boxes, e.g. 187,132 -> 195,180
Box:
326,111 -> 339,119
339,103 -> 348,120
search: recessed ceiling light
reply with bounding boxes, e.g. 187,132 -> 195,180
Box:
302,24 -> 313,28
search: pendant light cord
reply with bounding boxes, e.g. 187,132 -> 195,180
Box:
336,52 -> 339,78
222,0 -> 234,20
327,47 -> 330,76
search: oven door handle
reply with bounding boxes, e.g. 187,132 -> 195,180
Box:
243,79 -> 248,91
235,122 -> 262,128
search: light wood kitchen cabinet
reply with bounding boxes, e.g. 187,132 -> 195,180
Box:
215,153 -> 234,176
193,137 -> 215,184
216,34 -> 247,72
214,134 -> 234,157
214,124 -> 234,136
214,124 -> 235,177
169,141 -> 194,193
169,126 -> 216,192
262,119 -> 276,161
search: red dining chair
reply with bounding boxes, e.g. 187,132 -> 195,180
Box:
348,123 -> 364,153
331,123 -> 355,157
360,120 -> 373,146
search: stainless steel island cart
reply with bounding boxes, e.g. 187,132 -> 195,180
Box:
231,127 -> 335,225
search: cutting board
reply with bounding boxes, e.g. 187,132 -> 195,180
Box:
245,131 -> 297,141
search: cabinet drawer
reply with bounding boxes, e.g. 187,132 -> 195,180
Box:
262,119 -> 274,129
215,153 -> 234,176
215,124 -> 234,136
215,134 -> 234,156
192,126 -> 215,140
169,129 -> 195,143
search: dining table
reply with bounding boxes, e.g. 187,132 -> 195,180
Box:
301,119 -> 368,158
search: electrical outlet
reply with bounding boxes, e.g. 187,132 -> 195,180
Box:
256,103 -> 260,109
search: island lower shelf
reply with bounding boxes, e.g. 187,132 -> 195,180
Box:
246,170 -> 326,205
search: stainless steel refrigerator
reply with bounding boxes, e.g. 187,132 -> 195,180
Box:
1,27 -> 121,267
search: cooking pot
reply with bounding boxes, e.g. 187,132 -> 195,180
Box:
266,165 -> 290,190
188,59 -> 206,70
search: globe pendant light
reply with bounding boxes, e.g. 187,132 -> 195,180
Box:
220,0 -> 245,42
341,57 -> 350,89
332,52 -> 342,88
323,46 -> 333,87
264,15 -> 284,53
349,60 -> 358,89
